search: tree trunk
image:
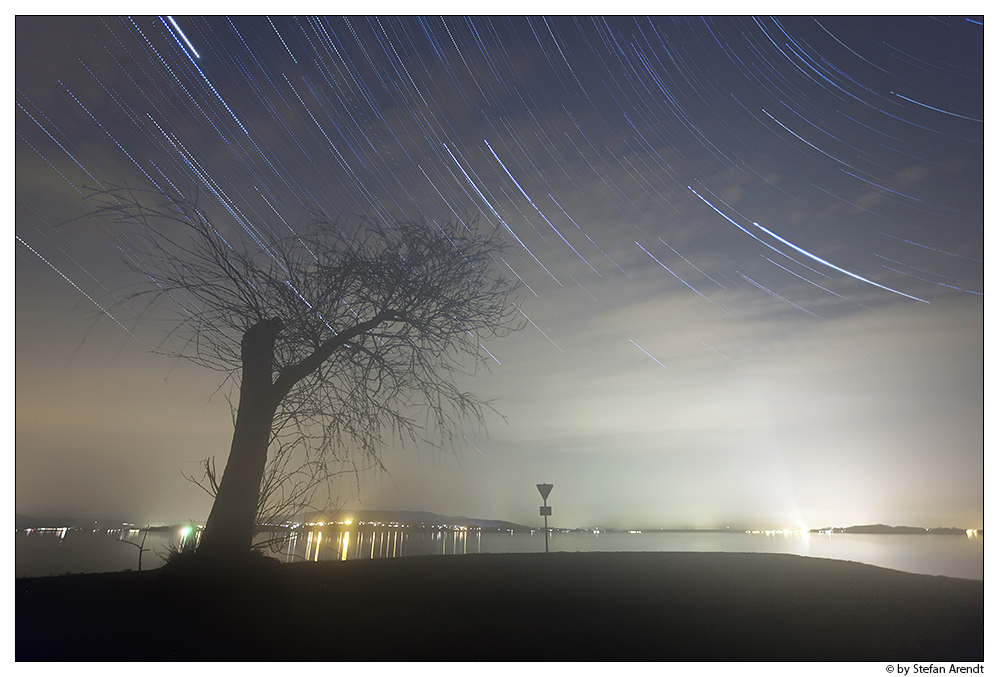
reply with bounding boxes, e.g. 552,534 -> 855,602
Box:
197,318 -> 283,563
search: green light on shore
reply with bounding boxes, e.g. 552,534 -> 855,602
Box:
179,525 -> 194,549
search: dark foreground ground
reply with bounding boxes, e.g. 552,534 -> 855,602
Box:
16,551 -> 983,661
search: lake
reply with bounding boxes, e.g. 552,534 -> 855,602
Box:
15,525 -> 983,580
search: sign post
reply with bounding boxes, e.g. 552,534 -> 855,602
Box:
537,483 -> 553,553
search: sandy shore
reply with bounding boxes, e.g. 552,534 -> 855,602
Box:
16,551 -> 983,661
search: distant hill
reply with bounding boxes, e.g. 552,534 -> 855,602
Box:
809,524 -> 974,535
315,509 -> 531,532
15,514 -> 135,530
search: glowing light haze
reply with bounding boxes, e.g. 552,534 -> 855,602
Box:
15,15 -> 983,531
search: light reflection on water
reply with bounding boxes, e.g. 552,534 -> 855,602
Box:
259,527 -> 983,580
16,527 -> 983,580
271,527 -> 483,563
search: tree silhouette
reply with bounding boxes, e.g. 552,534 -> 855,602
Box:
86,186 -> 522,564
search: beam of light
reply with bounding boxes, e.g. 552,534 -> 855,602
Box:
485,139 -> 600,276
150,18 -> 286,193
500,258 -> 539,298
17,236 -> 142,342
688,186 -> 831,280
872,253 -> 980,297
284,280 -> 336,334
59,81 -> 163,191
463,436 -> 487,457
879,264 -> 982,296
417,164 -> 470,225
839,169 -> 929,207
762,255 -> 874,311
689,186 -> 928,305
155,124 -> 276,259
17,132 -> 82,194
658,238 -> 729,291
479,342 -> 502,365
891,92 -> 983,123
516,306 -> 562,352
739,272 -> 821,319
761,108 -> 864,173
166,16 -> 201,59
751,221 -> 929,304
635,241 -> 715,306
809,182 -> 885,218
443,142 -> 562,288
268,17 -> 297,64
701,342 -> 733,363
880,232 -> 984,263
16,99 -> 104,189
811,18 -> 894,77
628,339 -> 668,370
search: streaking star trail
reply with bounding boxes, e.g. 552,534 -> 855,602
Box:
16,15 -> 983,531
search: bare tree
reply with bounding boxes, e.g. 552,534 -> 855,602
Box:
85,186 -> 522,564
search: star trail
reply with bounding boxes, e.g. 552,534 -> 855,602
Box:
16,16 -> 983,530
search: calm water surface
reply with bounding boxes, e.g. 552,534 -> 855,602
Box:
15,527 -> 984,580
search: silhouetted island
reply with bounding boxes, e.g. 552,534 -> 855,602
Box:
809,523 -> 977,535
16,551 -> 982,661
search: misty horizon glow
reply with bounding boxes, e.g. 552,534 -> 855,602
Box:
16,15 -> 983,532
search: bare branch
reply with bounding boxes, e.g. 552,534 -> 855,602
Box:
83,184 -> 523,535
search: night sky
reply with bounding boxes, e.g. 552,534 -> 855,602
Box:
15,15 -> 983,530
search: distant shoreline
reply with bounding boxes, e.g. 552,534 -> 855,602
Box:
15,512 -> 982,535
808,524 -> 980,536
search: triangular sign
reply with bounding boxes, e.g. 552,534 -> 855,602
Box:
537,483 -> 553,501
